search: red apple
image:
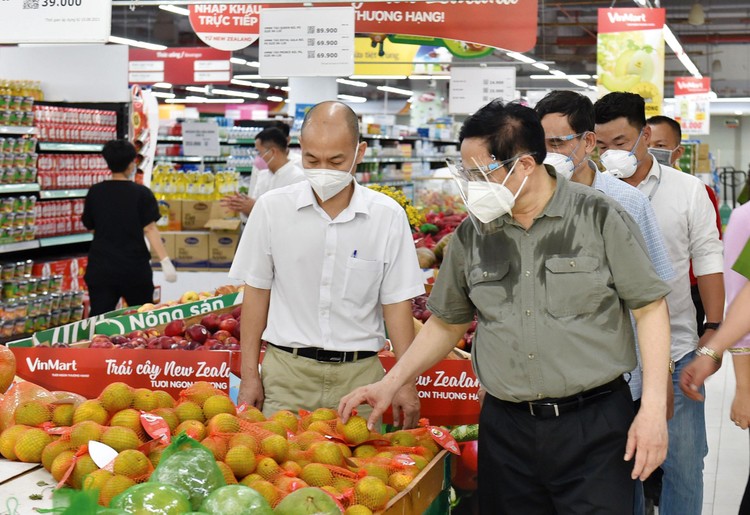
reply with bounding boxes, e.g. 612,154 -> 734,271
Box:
231,306 -> 242,319
128,330 -> 147,339
111,335 -> 129,346
158,336 -> 174,349
146,338 -> 161,350
146,328 -> 161,338
204,338 -> 221,348
186,341 -> 203,351
130,337 -> 147,348
200,313 -> 221,332
90,338 -> 113,349
231,323 -> 241,340
164,319 -> 186,337
213,330 -> 231,343
186,324 -> 209,344
218,318 -> 238,333
219,313 -> 233,322
225,336 -> 239,347
120,342 -> 136,349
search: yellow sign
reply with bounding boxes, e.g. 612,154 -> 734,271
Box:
353,37 -> 450,76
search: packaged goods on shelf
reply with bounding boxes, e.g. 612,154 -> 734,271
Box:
0,257 -> 86,339
37,153 -> 110,189
34,199 -> 88,239
34,105 -> 117,143
0,195 -> 36,244
0,136 -> 38,185
0,80 -> 38,127
151,163 -> 239,202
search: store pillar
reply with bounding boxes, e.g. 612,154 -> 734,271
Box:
287,77 -> 338,115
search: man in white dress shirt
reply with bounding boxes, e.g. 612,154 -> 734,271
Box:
222,126 -> 305,217
594,92 -> 724,515
229,101 -> 424,427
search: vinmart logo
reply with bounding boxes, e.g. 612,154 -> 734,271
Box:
606,11 -> 646,23
676,80 -> 707,92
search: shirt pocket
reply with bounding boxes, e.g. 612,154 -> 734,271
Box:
467,261 -> 512,317
342,256 -> 384,305
545,255 -> 605,317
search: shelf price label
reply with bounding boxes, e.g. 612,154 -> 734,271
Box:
0,0 -> 111,43
449,67 -> 517,115
259,7 -> 354,77
183,120 -> 221,158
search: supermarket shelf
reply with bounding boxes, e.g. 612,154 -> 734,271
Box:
0,183 -> 40,194
362,155 -> 459,164
157,135 -> 183,142
40,188 -> 88,199
158,137 -> 298,145
362,134 -> 458,145
364,180 -> 414,187
233,166 -> 253,173
38,233 -> 93,247
0,125 -> 37,136
0,240 -> 39,254
155,156 -> 228,163
38,142 -> 104,152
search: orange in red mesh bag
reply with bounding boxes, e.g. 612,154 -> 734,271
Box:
240,475 -> 284,507
0,381 -> 85,431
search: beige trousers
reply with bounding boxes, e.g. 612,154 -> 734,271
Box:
260,344 -> 385,420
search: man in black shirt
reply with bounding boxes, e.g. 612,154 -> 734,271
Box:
82,139 -> 177,315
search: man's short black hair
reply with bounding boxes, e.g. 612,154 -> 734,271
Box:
535,90 -> 595,133
266,120 -> 291,138
459,99 -> 546,165
102,139 -> 136,174
256,127 -> 288,151
594,92 -> 647,130
647,115 -> 682,142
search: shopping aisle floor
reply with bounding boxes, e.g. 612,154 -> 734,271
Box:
703,356 -> 749,514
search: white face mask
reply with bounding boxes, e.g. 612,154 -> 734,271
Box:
543,134 -> 586,180
600,128 -> 644,179
303,147 -> 358,202
465,159 -> 528,223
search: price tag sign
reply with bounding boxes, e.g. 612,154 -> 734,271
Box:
183,120 -> 221,157
259,7 -> 354,77
449,67 -> 516,115
0,0 -> 111,43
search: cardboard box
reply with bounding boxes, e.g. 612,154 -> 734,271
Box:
697,143 -> 710,160
181,200 -> 212,230
695,158 -> 711,174
204,202 -> 241,232
156,199 -> 182,231
150,232 -> 176,263
208,231 -> 240,268
173,231 -> 209,267
384,450 -> 450,515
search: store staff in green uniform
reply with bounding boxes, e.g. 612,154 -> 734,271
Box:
229,101 -> 424,426
340,100 -> 672,513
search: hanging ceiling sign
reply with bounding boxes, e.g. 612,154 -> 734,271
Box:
0,0 -> 111,44
674,77 -> 711,135
189,1 -> 538,54
450,66 -> 516,115
188,4 -> 261,51
128,47 -> 232,85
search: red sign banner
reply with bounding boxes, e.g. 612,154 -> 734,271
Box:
598,8 -> 665,34
10,347 -> 234,399
380,356 -> 480,426
128,47 -> 231,85
189,1 -> 537,54
674,76 -> 711,96
189,4 -> 261,51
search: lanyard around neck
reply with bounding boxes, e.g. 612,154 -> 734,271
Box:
646,163 -> 663,202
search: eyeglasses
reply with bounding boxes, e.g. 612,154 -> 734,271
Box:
446,153 -> 533,181
545,132 -> 586,149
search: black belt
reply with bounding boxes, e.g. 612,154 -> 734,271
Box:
504,376 -> 626,419
269,343 -> 377,363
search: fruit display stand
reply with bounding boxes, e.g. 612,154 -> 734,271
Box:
383,449 -> 451,515
7,291 -> 243,399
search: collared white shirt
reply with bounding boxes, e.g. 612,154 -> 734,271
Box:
634,154 -> 724,361
229,180 -> 425,352
252,160 -> 305,199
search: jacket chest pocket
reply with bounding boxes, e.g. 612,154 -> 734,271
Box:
468,261 -> 512,317
545,256 -> 605,317
342,256 -> 383,305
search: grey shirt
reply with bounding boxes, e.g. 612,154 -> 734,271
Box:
428,169 -> 671,402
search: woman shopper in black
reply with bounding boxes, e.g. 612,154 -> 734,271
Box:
82,139 -> 177,316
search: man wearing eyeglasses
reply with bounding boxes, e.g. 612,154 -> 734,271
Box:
340,99 -> 672,513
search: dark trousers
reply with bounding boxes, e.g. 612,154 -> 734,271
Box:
86,273 -> 154,316
478,382 -> 635,515
741,432 -> 750,514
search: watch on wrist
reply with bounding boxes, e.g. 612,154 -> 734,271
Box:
669,359 -> 675,374
695,346 -> 722,365
704,321 -> 722,331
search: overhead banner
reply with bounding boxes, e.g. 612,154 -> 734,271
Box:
260,7 -> 355,77
674,77 -> 711,135
354,37 -> 451,77
449,67 -> 516,115
190,1 -> 537,55
128,47 -> 232,86
597,8 -> 665,117
188,4 -> 261,51
0,0 -> 111,43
